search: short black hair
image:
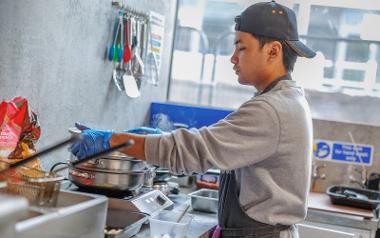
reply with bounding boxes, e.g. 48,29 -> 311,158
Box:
252,34 -> 297,72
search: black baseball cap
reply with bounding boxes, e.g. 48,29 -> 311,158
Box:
235,1 -> 316,58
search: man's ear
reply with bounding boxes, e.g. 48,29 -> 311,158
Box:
267,41 -> 282,60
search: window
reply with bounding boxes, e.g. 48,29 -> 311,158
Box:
168,0 -> 380,108
299,3 -> 380,95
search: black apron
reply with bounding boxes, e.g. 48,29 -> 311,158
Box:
218,75 -> 291,238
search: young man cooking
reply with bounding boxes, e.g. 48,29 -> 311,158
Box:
70,1 -> 315,237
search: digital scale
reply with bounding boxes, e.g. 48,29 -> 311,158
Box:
102,189 -> 173,217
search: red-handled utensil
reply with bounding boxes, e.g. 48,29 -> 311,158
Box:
123,17 -> 132,63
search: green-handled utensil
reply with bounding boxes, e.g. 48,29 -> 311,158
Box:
109,18 -> 120,61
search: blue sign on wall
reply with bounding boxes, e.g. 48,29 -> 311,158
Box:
314,139 -> 373,166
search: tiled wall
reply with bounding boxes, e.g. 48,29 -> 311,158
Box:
312,118 -> 380,192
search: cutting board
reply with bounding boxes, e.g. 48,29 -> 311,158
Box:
308,192 -> 374,219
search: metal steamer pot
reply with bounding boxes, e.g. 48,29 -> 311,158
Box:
69,166 -> 146,191
68,155 -> 148,191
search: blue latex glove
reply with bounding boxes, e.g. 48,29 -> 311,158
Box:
69,123 -> 113,160
124,127 -> 162,135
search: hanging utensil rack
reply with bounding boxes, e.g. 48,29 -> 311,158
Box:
109,1 -> 151,95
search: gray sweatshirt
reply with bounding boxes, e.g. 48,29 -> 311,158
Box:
145,80 -> 312,233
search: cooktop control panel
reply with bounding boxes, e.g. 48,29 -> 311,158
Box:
130,190 -> 173,216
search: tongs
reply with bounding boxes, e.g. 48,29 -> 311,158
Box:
0,137 -> 77,173
0,137 -> 134,174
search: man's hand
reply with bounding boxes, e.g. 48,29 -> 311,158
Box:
69,124 -> 160,160
69,123 -> 113,160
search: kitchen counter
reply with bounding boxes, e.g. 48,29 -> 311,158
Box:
62,181 -> 380,237
62,180 -> 217,237
134,193 -> 218,237
308,192 -> 375,219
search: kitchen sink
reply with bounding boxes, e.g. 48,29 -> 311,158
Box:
0,194 -> 28,238
15,190 -> 108,238
55,189 -> 96,207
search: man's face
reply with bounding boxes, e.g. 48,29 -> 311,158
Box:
230,32 -> 267,86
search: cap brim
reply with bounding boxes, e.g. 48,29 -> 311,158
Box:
285,40 -> 316,58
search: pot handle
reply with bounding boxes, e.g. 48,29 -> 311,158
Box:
50,162 -> 69,172
50,161 -> 94,179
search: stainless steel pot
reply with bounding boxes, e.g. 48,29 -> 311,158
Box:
73,155 -> 146,172
65,149 -> 148,191
68,167 -> 146,191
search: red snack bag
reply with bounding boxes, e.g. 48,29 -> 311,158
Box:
0,97 -> 41,162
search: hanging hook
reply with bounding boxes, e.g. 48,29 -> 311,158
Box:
111,1 -> 149,20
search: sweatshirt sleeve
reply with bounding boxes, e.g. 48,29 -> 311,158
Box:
145,99 -> 280,174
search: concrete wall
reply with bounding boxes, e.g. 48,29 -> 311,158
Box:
306,90 -> 380,127
0,0 -> 177,169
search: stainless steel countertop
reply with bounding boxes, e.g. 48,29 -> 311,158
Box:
306,208 -> 380,231
134,193 -> 218,237
62,180 -> 217,237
